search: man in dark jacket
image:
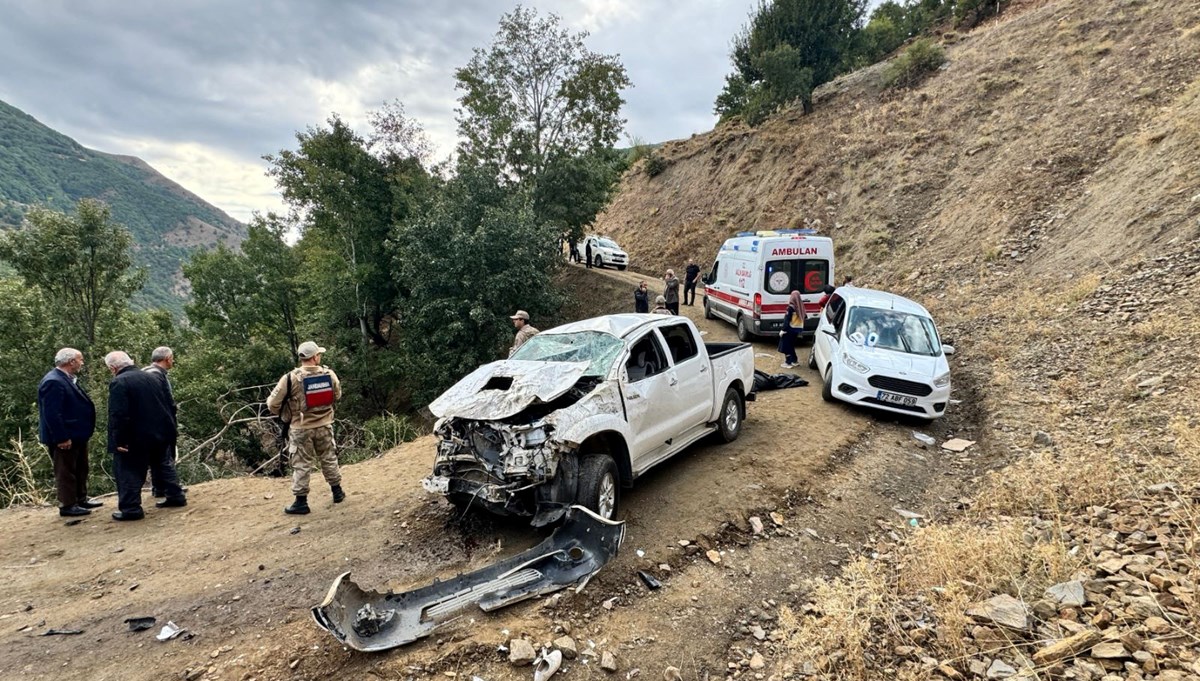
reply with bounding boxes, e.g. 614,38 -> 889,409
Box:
684,259 -> 701,306
634,281 -> 650,313
105,350 -> 186,521
37,348 -> 100,517
143,346 -> 181,499
585,238 -> 593,269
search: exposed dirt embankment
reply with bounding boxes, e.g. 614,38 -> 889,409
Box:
598,0 -> 1200,284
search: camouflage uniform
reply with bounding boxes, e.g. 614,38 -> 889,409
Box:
266,365 -> 343,496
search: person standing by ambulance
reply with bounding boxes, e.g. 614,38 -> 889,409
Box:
683,259 -> 701,306
663,269 -> 680,315
267,341 -> 344,515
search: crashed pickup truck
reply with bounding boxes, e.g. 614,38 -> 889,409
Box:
423,314 -> 755,525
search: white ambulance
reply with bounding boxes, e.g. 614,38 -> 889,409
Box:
702,230 -> 836,341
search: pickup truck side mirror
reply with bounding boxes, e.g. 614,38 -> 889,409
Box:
943,344 -> 956,356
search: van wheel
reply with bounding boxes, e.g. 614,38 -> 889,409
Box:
577,454 -> 619,520
704,298 -> 715,320
807,348 -> 817,370
821,366 -> 835,402
717,388 -> 743,443
736,315 -> 753,342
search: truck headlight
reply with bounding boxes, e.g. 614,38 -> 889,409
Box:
934,372 -> 951,388
842,352 -> 870,374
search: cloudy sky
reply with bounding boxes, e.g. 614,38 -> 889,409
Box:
0,0 -> 771,222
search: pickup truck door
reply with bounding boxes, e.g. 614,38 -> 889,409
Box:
621,331 -> 676,465
657,321 -> 714,429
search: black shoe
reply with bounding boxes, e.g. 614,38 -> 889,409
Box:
284,495 -> 310,515
78,499 -> 104,509
155,497 -> 187,508
112,511 -> 145,521
331,485 -> 345,503
151,488 -> 163,498
59,505 -> 91,517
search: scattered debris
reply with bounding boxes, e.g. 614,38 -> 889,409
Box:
940,438 -> 975,452
156,621 -> 186,641
40,628 -> 83,636
636,571 -> 662,590
289,527 -> 301,535
63,518 -> 85,527
748,516 -> 764,534
311,506 -> 625,652
705,550 -> 721,565
124,616 -> 156,632
912,431 -> 936,446
891,507 -> 924,521
768,512 -> 785,526
601,651 -> 618,673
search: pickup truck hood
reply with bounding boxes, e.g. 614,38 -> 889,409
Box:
847,346 -> 943,378
429,360 -> 592,420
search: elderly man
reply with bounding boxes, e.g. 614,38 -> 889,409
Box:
37,348 -> 100,518
508,310 -> 540,357
143,346 -> 180,499
106,350 -> 186,521
267,341 -> 344,515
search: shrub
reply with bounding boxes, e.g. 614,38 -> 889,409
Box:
644,153 -> 668,177
881,38 -> 946,90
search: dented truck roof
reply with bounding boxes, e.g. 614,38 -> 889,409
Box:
428,359 -> 591,420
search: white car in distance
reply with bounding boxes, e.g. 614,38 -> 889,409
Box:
810,287 -> 954,420
577,236 -> 629,270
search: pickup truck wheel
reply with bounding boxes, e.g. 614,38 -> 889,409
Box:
617,265 -> 627,271
593,254 -> 604,269
718,388 -> 744,443
736,314 -> 753,342
821,366 -> 835,402
577,455 -> 619,520
704,298 -> 715,320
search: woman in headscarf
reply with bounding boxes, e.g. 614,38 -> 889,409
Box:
778,289 -> 804,368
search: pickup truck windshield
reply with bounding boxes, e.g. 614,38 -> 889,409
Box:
845,308 -> 942,356
597,239 -> 620,250
510,331 -> 625,376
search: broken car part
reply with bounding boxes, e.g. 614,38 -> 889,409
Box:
124,616 -> 156,632
311,505 -> 624,652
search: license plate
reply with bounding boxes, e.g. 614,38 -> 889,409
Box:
421,476 -> 450,494
877,391 -> 917,406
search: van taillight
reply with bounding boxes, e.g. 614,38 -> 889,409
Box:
753,292 -> 762,318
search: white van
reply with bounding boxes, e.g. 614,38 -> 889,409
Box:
810,287 -> 954,420
702,230 -> 835,341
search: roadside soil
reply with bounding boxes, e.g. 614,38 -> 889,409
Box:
0,264 -> 989,681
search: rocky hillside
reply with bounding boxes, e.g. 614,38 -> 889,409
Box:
595,0 -> 1200,678
0,99 -> 245,311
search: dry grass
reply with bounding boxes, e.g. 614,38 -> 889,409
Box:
0,436 -> 52,507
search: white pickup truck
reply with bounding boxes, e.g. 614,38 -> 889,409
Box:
422,314 -> 756,525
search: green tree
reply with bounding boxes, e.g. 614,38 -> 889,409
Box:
716,0 -> 867,122
0,198 -> 145,348
454,5 -> 631,186
393,169 -> 564,405
184,215 -> 305,358
533,150 -> 626,241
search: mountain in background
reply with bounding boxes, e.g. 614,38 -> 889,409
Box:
0,99 -> 245,312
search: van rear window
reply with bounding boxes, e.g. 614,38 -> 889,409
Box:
764,259 -> 829,294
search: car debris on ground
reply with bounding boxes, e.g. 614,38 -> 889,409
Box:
311,505 -> 624,652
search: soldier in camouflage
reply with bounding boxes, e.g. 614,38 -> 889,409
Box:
267,341 -> 345,515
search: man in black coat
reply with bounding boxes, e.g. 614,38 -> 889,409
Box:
105,350 -> 186,521
37,348 -> 101,517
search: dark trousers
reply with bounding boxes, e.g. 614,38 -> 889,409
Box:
49,441 -> 89,508
684,280 -> 698,305
150,443 -> 179,497
666,302 -> 680,315
585,252 -> 593,268
116,442 -> 184,513
779,332 -> 799,364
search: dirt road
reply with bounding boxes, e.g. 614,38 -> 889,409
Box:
0,265 -> 983,681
